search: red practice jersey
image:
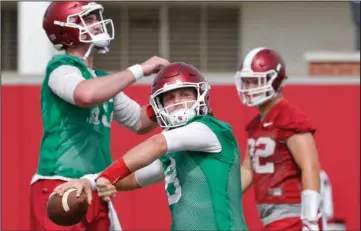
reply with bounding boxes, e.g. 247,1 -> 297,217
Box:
245,99 -> 315,204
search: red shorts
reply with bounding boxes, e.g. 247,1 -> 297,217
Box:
264,217 -> 323,231
30,179 -> 110,231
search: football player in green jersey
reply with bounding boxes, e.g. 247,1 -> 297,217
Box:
31,1 -> 169,230
56,62 -> 249,231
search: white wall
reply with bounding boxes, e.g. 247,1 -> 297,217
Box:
18,2 -> 54,75
240,2 -> 356,76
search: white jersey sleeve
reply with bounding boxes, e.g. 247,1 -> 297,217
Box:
134,159 -> 164,187
161,121 -> 222,153
48,65 -> 85,104
134,122 -> 221,187
49,65 -> 142,131
113,92 -> 142,132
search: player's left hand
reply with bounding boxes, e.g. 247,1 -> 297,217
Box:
302,220 -> 320,231
96,177 -> 117,202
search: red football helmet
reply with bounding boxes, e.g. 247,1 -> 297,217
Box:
235,47 -> 287,107
43,1 -> 114,51
150,62 -> 211,129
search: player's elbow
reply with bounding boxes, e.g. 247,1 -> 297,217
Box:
137,129 -> 149,135
136,123 -> 150,135
135,109 -> 157,135
288,133 -> 321,172
136,123 -> 155,135
149,134 -> 168,157
73,85 -> 96,108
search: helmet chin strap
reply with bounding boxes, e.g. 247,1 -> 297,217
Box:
96,46 -> 109,54
81,43 -> 109,61
82,43 -> 95,61
81,34 -> 111,60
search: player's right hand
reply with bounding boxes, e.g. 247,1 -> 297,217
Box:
53,179 -> 93,205
141,56 -> 170,76
96,177 -> 117,202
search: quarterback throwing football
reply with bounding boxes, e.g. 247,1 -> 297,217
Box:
31,1 -> 168,230
55,62 -> 249,231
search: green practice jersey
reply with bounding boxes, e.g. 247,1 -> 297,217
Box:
160,115 -> 248,231
36,54 -> 114,178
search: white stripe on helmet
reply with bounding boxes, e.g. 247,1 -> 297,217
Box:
242,47 -> 267,71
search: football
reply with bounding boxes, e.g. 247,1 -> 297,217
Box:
46,188 -> 89,226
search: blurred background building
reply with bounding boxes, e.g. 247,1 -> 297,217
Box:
1,1 -> 360,81
0,1 -> 360,231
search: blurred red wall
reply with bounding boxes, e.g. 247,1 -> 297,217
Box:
1,84 -> 360,230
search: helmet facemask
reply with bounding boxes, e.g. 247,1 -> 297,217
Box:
235,69 -> 279,107
150,82 -> 210,129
